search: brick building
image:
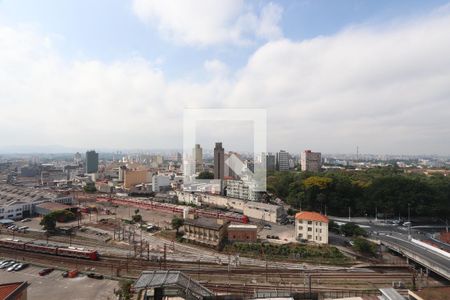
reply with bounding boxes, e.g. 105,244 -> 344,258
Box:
227,224 -> 258,242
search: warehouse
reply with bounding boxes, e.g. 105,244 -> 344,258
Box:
35,202 -> 77,216
0,184 -> 73,220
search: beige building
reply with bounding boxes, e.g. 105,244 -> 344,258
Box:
295,211 -> 329,244
182,216 -> 229,249
301,150 -> 322,172
193,144 -> 203,173
123,169 -> 151,189
176,192 -> 283,223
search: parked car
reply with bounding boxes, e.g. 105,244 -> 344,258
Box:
263,224 -> 272,230
14,263 -> 28,271
87,272 -> 104,279
21,218 -> 32,222
7,263 -> 20,272
61,271 -> 68,278
1,261 -> 15,269
39,268 -> 54,276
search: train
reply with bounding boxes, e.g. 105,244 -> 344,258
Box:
96,197 -> 249,224
0,239 -> 99,260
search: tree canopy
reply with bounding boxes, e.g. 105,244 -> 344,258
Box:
267,168 -> 450,218
197,171 -> 214,179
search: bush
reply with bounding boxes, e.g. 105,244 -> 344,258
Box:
340,222 -> 366,237
352,237 -> 377,257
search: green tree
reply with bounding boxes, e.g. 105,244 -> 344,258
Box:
197,171 -> 214,179
352,237 -> 377,257
114,279 -> 133,300
132,214 -> 142,223
83,183 -> 97,193
340,222 -> 366,237
171,216 -> 184,234
40,214 -> 57,232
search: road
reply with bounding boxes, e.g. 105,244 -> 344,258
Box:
330,216 -> 450,280
378,234 -> 450,270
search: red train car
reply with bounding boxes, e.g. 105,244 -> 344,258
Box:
0,239 -> 25,250
57,247 -> 98,260
24,243 -> 57,255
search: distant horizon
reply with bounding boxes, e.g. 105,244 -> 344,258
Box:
1,144 -> 449,158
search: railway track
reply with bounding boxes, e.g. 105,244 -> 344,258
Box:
0,247 -> 413,284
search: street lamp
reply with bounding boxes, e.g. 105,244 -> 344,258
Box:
408,203 -> 411,240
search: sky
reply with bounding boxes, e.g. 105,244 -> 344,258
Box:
0,0 -> 450,155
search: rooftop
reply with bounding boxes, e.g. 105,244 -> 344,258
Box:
295,211 -> 329,223
0,184 -> 65,206
183,217 -> 227,230
228,224 -> 258,229
134,270 -> 214,299
36,202 -> 74,212
0,281 -> 28,300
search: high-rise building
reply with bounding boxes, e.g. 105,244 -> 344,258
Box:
193,144 -> 203,172
85,150 -> 99,174
74,152 -> 82,164
266,153 -> 276,171
277,150 -> 289,171
301,150 -> 322,172
214,142 -> 224,179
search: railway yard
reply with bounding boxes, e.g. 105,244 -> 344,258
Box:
1,198 -> 446,299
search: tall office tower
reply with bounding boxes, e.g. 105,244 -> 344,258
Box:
301,150 -> 322,172
193,144 -> 203,172
74,152 -> 82,164
214,142 -> 225,179
85,150 -> 99,174
266,153 -> 276,171
277,150 -> 290,171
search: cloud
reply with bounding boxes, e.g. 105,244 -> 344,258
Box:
131,0 -> 283,46
1,6 -> 450,154
204,59 -> 229,77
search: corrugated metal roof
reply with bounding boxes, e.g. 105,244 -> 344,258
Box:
134,271 -> 214,299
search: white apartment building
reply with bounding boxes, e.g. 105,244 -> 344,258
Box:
152,174 -> 171,192
295,211 -> 329,244
226,180 -> 262,201
301,150 -> 322,172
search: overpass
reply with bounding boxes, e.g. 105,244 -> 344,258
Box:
378,234 -> 450,281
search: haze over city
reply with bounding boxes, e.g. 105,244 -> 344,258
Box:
1,0 -> 450,154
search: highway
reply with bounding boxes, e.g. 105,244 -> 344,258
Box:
377,234 -> 450,275
330,216 -> 450,281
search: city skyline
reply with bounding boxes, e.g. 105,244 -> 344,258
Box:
1,1 -> 450,154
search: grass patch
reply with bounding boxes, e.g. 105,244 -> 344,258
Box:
224,242 -> 352,265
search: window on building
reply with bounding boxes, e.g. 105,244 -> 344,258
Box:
308,227 -> 312,231
307,235 -> 312,239
298,226 -> 303,230
307,221 -> 312,225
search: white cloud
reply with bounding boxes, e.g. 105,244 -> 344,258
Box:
131,0 -> 283,46
204,59 -> 229,77
1,7 -> 450,154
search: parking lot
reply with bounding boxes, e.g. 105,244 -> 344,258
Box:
0,260 -> 118,300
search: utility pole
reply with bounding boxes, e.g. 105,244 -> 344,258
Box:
375,206 -> 378,222
348,207 -> 351,222
408,203 -> 411,240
